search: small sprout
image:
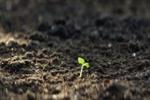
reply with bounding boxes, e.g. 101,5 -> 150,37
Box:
78,57 -> 90,78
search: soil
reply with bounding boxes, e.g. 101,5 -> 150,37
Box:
0,0 -> 150,100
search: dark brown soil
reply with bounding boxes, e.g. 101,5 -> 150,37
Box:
0,0 -> 150,100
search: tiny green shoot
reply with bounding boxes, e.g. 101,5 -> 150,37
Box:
78,57 -> 90,78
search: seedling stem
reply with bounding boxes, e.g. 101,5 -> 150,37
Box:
78,57 -> 90,78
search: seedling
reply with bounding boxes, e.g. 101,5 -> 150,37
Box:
78,57 -> 90,78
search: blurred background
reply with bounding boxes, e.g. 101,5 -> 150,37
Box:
0,0 -> 150,32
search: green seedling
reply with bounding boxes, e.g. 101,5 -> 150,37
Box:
78,57 -> 90,78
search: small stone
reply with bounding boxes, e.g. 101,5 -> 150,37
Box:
6,40 -> 19,47
30,31 -> 48,41
108,43 -> 112,48
25,52 -> 34,58
41,48 -> 50,54
132,53 -> 136,57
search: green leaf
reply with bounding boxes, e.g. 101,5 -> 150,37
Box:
82,62 -> 90,69
78,57 -> 85,65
